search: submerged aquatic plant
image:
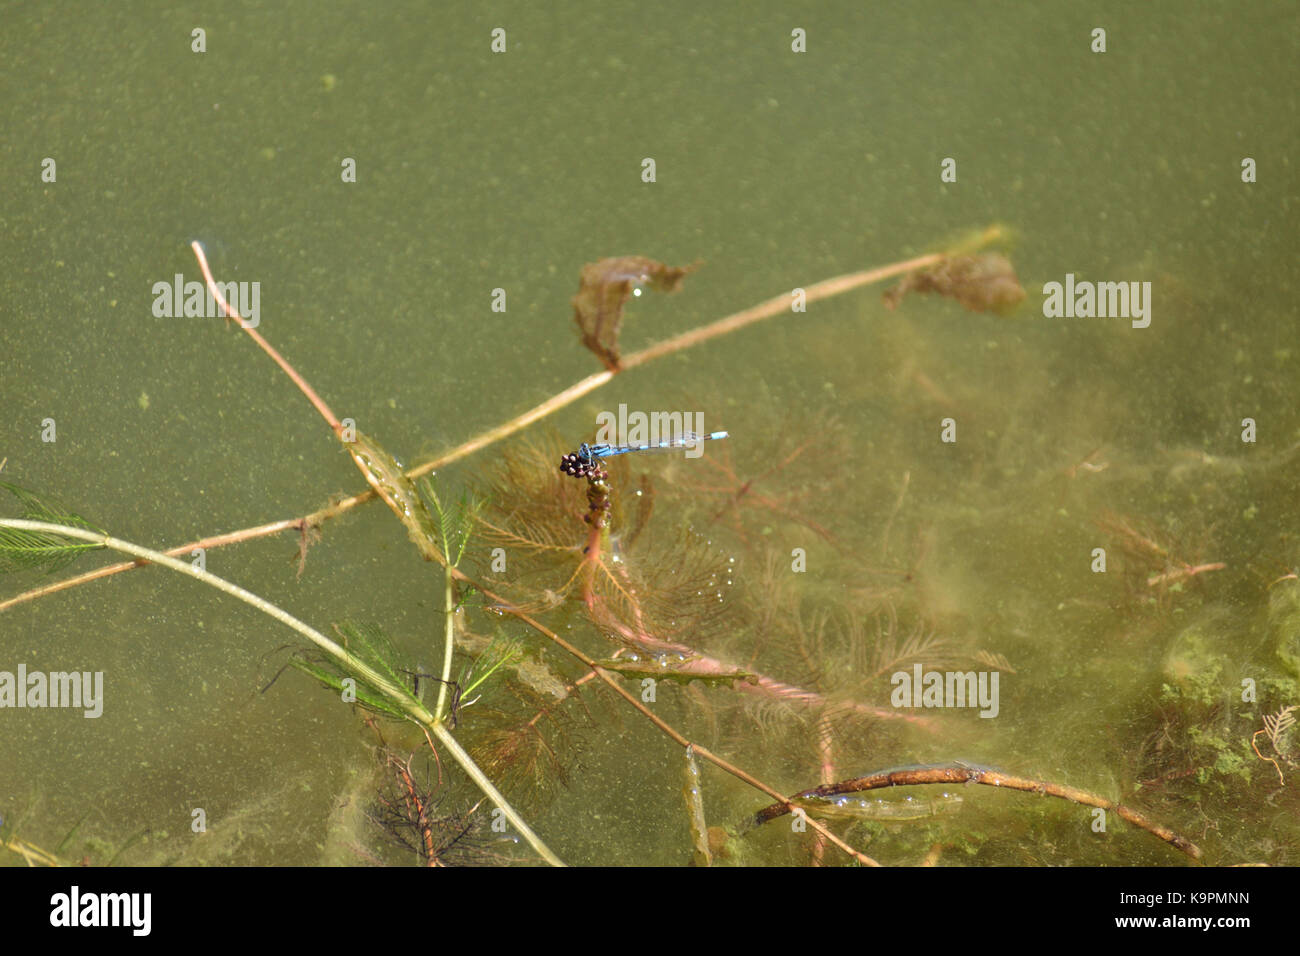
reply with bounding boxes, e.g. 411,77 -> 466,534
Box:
4,224 -> 1231,866
670,409 -> 851,549
1252,704 -> 1298,785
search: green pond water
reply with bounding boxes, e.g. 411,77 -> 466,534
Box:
1,1 -> 1296,866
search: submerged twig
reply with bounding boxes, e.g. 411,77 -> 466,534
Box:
747,762 -> 1202,860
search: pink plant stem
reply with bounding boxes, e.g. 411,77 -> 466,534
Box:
190,242 -> 344,435
1147,562 -> 1226,588
585,536 -> 938,729
818,716 -> 837,785
810,716 -> 837,865
594,603 -> 936,730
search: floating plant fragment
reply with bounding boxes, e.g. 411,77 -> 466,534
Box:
882,253 -> 1025,315
572,256 -> 697,370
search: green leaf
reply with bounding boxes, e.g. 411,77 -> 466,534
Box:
460,636 -> 524,699
421,478 -> 484,568
289,620 -> 422,721
0,482 -> 106,574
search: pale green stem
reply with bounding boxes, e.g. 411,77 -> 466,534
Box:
0,519 -> 564,867
435,566 -> 455,721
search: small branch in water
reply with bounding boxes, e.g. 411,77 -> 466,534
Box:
746,762 -> 1202,860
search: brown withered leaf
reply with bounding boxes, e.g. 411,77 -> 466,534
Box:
572,256 -> 697,370
882,253 -> 1025,315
